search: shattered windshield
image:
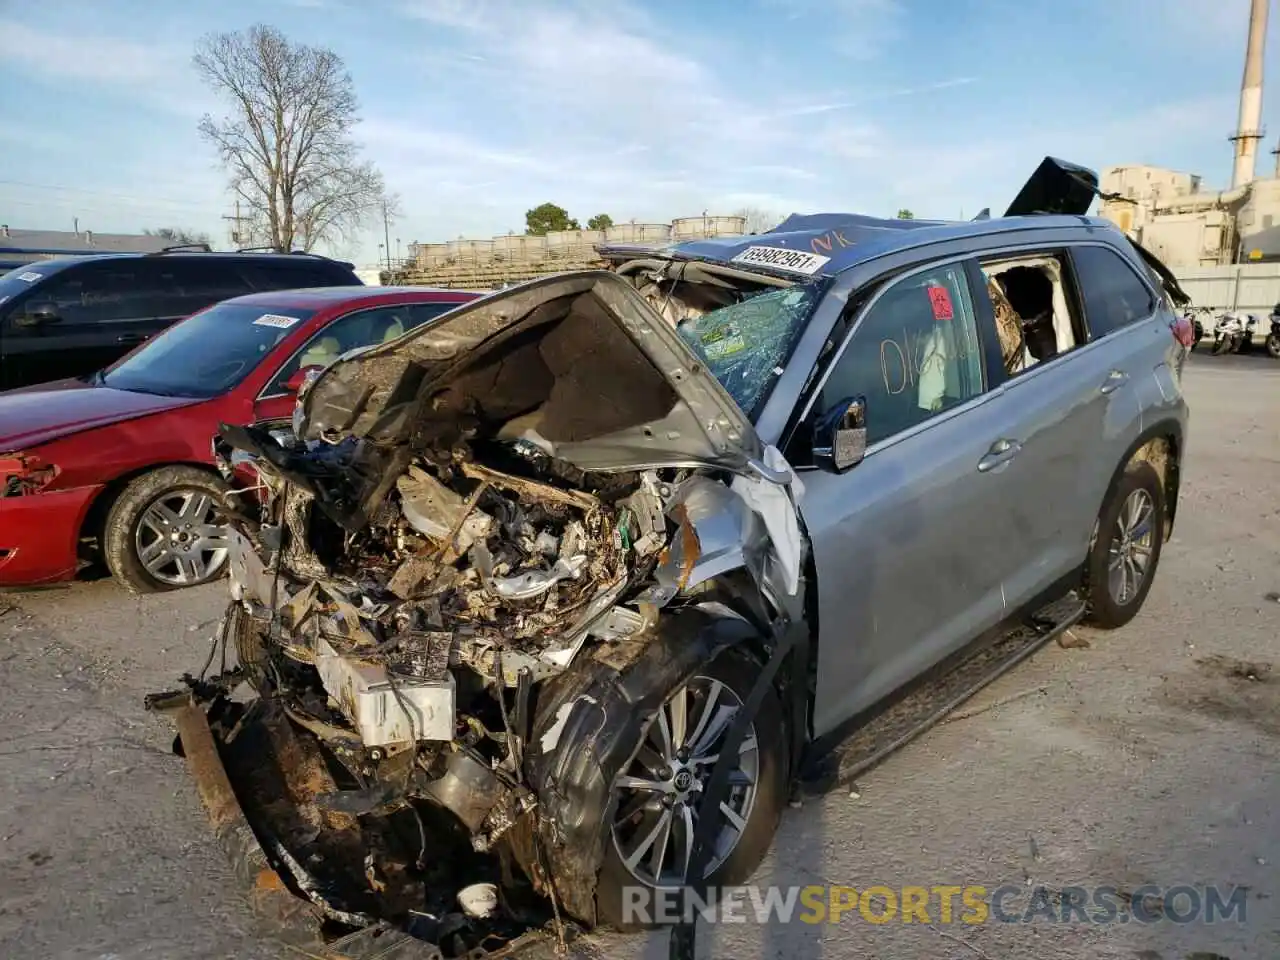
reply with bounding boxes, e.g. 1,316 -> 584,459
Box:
677,282 -> 822,419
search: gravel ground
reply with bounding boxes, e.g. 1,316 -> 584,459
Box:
1,353 -> 1277,960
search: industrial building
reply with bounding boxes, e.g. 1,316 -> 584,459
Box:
1099,0 -> 1280,269
396,215 -> 748,289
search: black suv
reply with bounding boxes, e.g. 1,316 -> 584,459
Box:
0,249 -> 363,391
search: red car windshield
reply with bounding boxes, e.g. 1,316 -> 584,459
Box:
98,302 -> 319,398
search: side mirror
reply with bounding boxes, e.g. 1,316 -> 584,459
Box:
283,365 -> 322,394
15,302 -> 61,328
813,396 -> 868,473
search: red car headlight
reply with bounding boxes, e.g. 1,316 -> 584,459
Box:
0,452 -> 60,497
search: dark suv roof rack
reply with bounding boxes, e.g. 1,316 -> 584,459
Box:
234,245 -> 333,260
149,243 -> 214,254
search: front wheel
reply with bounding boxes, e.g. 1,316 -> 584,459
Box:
595,645 -> 787,929
102,466 -> 232,593
1266,332 -> 1280,359
1082,462 -> 1165,629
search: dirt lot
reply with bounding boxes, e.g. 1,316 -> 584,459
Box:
2,353 -> 1277,960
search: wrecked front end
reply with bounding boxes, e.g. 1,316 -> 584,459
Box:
151,272 -> 807,957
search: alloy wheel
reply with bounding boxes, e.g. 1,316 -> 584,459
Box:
134,489 -> 231,586
610,674 -> 760,888
1107,487 -> 1155,605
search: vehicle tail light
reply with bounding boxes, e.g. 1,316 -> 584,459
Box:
1171,316 -> 1195,348
0,453 -> 60,497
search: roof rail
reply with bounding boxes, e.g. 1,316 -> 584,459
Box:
150,243 -> 213,254
233,245 -> 334,261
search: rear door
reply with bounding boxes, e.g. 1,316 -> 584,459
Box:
794,258 -> 1017,735
152,259 -> 255,326
966,248 -> 1110,606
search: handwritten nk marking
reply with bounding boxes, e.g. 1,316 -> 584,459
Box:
811,230 -> 854,255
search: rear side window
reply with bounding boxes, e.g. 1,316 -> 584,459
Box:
1071,245 -> 1156,339
239,260 -> 360,291
153,260 -> 255,317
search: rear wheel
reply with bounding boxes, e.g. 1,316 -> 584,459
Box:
1082,462 -> 1165,629
102,466 -> 232,593
1266,332 -> 1280,358
595,645 -> 787,929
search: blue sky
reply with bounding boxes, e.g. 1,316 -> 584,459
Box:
0,0 -> 1273,265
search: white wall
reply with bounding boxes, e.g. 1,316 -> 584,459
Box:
1174,262 -> 1280,313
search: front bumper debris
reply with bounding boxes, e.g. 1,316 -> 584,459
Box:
156,695 -> 574,959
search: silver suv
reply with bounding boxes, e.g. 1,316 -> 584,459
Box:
162,158 -> 1194,954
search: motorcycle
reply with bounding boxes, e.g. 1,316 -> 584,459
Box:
1210,312 -> 1258,355
1267,310 -> 1280,359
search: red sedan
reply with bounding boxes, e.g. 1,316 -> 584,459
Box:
0,286 -> 481,592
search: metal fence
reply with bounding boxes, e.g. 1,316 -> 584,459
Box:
1174,263 -> 1280,313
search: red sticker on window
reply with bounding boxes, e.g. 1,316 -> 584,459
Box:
927,285 -> 954,320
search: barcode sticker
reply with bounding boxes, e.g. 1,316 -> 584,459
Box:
253,313 -> 301,329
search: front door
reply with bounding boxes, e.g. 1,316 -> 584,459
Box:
0,260 -> 179,388
796,259 -> 1024,737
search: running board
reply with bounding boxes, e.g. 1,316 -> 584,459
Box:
800,593 -> 1085,796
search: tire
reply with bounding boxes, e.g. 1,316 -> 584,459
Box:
1267,332 -> 1280,359
102,466 -> 232,593
1082,462 -> 1165,629
594,644 -> 788,930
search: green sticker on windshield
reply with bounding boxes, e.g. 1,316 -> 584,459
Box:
701,323 -> 747,360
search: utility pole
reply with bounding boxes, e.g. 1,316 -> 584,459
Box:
382,202 -> 392,271
222,199 -> 248,250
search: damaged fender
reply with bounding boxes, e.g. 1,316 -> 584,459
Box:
520,606 -> 769,925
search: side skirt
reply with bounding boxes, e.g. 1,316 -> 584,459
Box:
800,589 -> 1086,796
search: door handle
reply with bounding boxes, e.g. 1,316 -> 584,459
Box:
977,438 -> 1022,472
1099,369 -> 1129,395
116,333 -> 149,344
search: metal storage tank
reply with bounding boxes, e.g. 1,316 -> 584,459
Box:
671,215 -> 748,240
492,234 -> 548,262
546,229 -> 607,250
415,243 -> 450,267
543,230 -> 575,253
447,239 -> 494,262
604,223 -> 672,243
544,229 -> 600,258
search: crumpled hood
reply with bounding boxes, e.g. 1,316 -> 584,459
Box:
295,271 -> 762,473
0,379 -> 202,451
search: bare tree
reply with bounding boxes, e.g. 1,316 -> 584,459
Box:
143,226 -> 211,246
733,207 -> 782,235
194,25 -> 387,253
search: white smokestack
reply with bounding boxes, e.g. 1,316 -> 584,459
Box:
1232,0 -> 1269,188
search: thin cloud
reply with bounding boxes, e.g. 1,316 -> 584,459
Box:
0,19 -> 213,117
0,19 -> 178,84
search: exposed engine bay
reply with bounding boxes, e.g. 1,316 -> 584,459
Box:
162,272 -> 805,957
